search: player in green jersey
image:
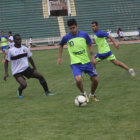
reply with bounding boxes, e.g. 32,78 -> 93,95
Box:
0,31 -> 8,63
91,21 -> 135,78
57,19 -> 99,102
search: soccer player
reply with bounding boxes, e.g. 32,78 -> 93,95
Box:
0,31 -> 8,63
91,21 -> 135,78
4,34 -> 53,98
57,19 -> 99,102
8,31 -> 14,48
29,37 -> 32,49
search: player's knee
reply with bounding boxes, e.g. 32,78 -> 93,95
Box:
112,60 -> 119,65
21,83 -> 27,89
75,76 -> 82,83
38,75 -> 44,81
91,76 -> 98,84
33,71 -> 43,80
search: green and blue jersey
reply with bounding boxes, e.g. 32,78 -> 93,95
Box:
60,31 -> 92,64
0,35 -> 8,47
94,29 -> 110,54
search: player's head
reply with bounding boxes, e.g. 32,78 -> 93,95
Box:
1,30 -> 5,36
91,21 -> 98,32
67,19 -> 78,35
14,34 -> 22,46
8,31 -> 12,36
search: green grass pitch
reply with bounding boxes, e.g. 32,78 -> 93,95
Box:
0,44 -> 139,140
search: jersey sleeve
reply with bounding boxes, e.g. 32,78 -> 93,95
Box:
26,48 -> 32,57
59,36 -> 66,46
9,36 -> 13,41
5,36 -> 8,39
96,30 -> 109,38
85,33 -> 92,45
6,50 -> 11,61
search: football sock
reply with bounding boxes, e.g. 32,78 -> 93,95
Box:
39,78 -> 49,92
18,87 -> 23,96
82,92 -> 86,96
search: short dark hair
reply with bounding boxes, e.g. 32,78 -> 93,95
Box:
13,34 -> 20,40
91,21 -> 98,26
67,19 -> 77,26
8,31 -> 12,35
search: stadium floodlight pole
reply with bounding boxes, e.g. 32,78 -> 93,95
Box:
67,0 -> 71,16
47,0 -> 50,16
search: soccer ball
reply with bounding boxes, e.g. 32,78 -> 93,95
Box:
74,95 -> 87,107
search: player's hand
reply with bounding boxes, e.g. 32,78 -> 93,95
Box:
91,58 -> 98,68
57,58 -> 62,65
4,73 -> 9,81
91,57 -> 97,65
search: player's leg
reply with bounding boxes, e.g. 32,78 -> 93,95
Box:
75,75 -> 89,102
1,46 -> 7,63
109,55 -> 135,78
107,54 -> 129,70
90,76 -> 98,96
71,64 -> 88,102
89,76 -> 99,101
75,75 -> 84,93
15,76 -> 27,98
31,70 -> 53,95
84,62 -> 99,101
111,59 -> 136,77
111,59 -> 129,71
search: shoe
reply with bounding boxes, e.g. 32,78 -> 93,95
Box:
128,68 -> 136,78
18,95 -> 23,98
17,89 -> 23,98
84,94 -> 89,103
45,91 -> 55,96
89,93 -> 99,101
82,92 -> 89,103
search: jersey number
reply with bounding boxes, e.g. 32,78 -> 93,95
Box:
69,41 -> 74,47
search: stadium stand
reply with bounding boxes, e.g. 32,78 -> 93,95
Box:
0,0 -> 140,44
64,0 -> 140,34
0,0 -> 60,39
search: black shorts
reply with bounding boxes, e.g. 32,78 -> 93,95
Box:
14,67 -> 34,79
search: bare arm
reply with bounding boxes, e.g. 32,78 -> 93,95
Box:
57,45 -> 63,65
108,35 -> 119,49
28,57 -> 37,70
4,60 -> 9,81
88,45 -> 97,67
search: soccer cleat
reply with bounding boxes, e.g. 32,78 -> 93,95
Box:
84,94 -> 89,103
89,93 -> 99,102
45,91 -> 55,96
82,92 -> 89,103
18,95 -> 23,98
17,89 -> 23,98
128,68 -> 136,78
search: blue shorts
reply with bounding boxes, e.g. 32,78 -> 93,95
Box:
71,62 -> 98,77
95,51 -> 116,61
1,46 -> 8,52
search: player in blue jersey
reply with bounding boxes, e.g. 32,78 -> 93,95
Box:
57,19 -> 99,102
91,21 -> 135,78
